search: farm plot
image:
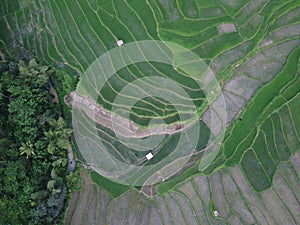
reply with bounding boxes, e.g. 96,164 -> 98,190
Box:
1,0 -> 298,161
224,75 -> 300,191
69,37 -> 224,186
0,0 -> 219,187
65,152 -> 300,224
223,45 -> 300,161
1,0 -> 300,224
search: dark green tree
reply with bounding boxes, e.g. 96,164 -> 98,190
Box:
0,59 -> 72,224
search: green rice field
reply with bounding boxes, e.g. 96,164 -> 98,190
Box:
0,0 -> 299,224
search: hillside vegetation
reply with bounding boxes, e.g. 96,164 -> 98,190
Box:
0,0 -> 299,224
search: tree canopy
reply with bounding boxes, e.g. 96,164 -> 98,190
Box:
0,59 -> 74,224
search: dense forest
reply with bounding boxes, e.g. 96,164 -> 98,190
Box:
0,59 -> 78,224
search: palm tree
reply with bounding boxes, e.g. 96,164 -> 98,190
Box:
44,117 -> 72,155
19,141 -> 35,159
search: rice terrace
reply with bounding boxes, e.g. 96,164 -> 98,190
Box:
0,0 -> 300,224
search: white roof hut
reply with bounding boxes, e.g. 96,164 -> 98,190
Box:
213,210 -> 219,217
146,152 -> 153,160
117,40 -> 124,46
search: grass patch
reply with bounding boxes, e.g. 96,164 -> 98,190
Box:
225,128 -> 257,167
271,113 -> 291,161
288,93 -> 300,138
156,163 -> 199,194
279,104 -> 300,152
90,171 -> 130,198
193,32 -> 243,59
261,119 -> 280,164
241,149 -> 271,191
252,132 -> 276,178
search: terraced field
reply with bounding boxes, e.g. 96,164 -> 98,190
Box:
1,0 -> 300,224
65,152 -> 300,225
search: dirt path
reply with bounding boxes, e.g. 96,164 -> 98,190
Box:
67,144 -> 75,172
49,84 -> 59,103
65,91 -> 195,138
